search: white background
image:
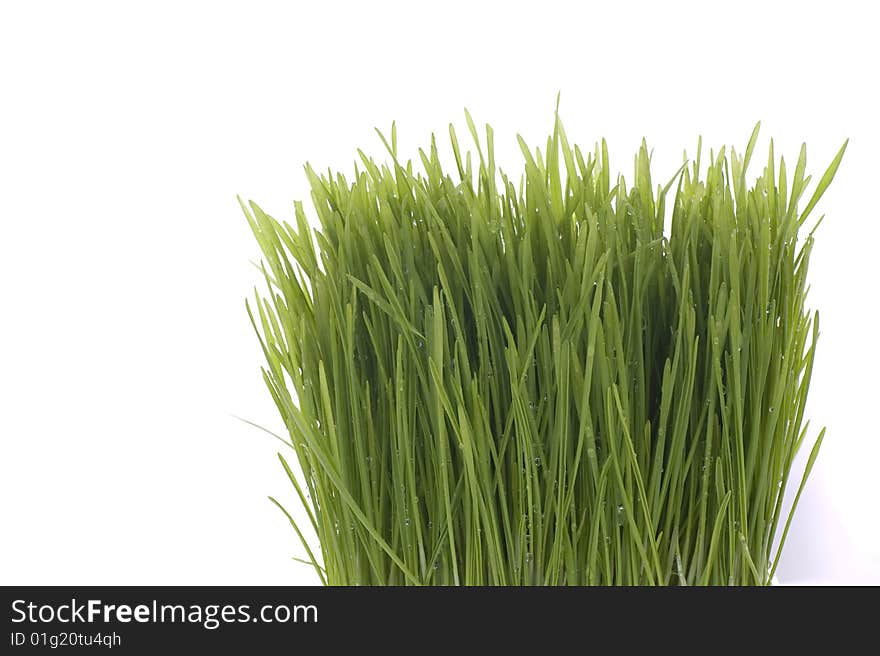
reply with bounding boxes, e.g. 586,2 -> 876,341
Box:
1,1 -> 877,585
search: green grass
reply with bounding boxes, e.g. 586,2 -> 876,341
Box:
242,111 -> 846,585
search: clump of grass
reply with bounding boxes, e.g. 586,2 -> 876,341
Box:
243,111 -> 846,585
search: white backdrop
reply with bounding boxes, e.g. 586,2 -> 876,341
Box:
1,1 -> 877,584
